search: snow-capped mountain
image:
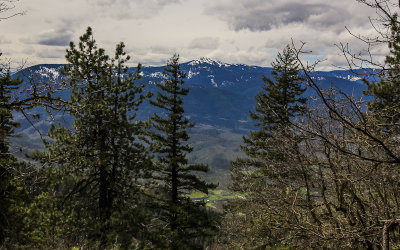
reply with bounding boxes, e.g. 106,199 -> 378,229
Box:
11,58 -> 371,180
13,58 -> 367,134
140,57 -> 269,91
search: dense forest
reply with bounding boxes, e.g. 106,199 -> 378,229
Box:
2,0 -> 400,249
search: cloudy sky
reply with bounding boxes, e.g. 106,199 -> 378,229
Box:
0,0 -> 389,69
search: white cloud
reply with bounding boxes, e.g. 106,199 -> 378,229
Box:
0,35 -> 11,44
0,0 -> 392,69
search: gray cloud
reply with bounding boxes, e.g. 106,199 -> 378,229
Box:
205,0 -> 352,32
86,0 -> 182,19
36,47 -> 66,59
21,28 -> 73,46
2,0 -> 381,69
188,37 -> 219,50
22,46 -> 35,55
37,29 -> 73,46
150,46 -> 174,55
90,0 -> 180,6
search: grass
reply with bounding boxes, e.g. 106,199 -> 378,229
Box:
187,189 -> 243,210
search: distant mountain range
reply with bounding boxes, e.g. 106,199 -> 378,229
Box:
11,58 -> 373,186
13,58 -> 371,133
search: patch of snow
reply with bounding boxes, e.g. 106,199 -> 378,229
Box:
208,75 -> 217,87
150,72 -> 163,78
336,75 -> 362,82
187,70 -> 199,79
210,78 -> 218,87
188,57 -> 229,68
310,76 -> 326,81
37,66 -> 60,80
350,76 -> 362,82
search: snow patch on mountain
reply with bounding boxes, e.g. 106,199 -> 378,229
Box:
187,70 -> 199,79
36,66 -> 61,80
207,75 -> 218,87
150,72 -> 163,78
210,78 -> 217,87
336,75 -> 362,82
311,76 -> 326,81
188,57 -> 228,68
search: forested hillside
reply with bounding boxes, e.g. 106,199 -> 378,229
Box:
10,58 -> 366,187
2,0 -> 400,249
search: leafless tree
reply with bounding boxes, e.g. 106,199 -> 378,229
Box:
0,0 -> 24,21
217,1 -> 400,248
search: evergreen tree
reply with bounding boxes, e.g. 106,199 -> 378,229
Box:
0,55 -> 67,247
0,65 -> 22,244
364,13 -> 400,127
41,27 -> 150,246
149,54 -> 216,249
224,45 -> 307,248
233,44 -> 306,182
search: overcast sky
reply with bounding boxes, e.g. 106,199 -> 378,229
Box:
0,0 -> 389,69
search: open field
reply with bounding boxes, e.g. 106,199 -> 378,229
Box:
187,189 -> 242,210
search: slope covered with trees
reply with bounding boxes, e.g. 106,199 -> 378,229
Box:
3,0 -> 400,249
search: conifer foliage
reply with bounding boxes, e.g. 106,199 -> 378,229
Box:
235,45 -> 306,176
149,54 -> 216,249
0,65 -> 23,244
42,27 -> 150,246
364,13 -> 400,126
225,45 -> 307,248
232,45 -> 306,183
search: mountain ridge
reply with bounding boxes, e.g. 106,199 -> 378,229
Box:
13,57 -> 370,134
11,58 -> 369,186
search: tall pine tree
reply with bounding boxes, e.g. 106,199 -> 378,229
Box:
232,45 -> 306,183
149,54 -> 216,249
224,45 -> 307,248
41,27 -> 150,246
0,64 -> 23,244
